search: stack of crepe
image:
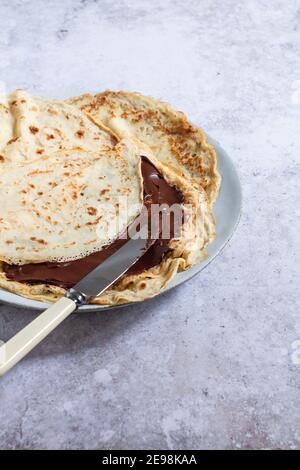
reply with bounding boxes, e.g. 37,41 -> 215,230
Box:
0,90 -> 220,305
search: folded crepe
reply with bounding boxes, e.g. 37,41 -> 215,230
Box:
1,90 -> 117,164
67,90 -> 220,206
0,90 -> 219,305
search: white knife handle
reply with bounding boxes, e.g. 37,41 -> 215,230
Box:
0,297 -> 76,377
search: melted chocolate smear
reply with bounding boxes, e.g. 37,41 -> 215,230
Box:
3,157 -> 183,289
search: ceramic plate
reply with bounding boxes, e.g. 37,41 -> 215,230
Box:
0,135 -> 241,312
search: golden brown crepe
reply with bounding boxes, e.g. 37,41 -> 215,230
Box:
0,90 -> 219,305
67,90 -> 220,205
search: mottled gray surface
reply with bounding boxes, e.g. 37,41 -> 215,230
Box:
0,0 -> 300,450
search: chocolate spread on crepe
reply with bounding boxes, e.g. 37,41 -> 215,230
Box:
4,158 -> 183,289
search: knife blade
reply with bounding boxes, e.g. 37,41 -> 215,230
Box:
0,234 -> 152,376
66,235 -> 151,306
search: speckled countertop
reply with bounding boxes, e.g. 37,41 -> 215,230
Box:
0,0 -> 299,450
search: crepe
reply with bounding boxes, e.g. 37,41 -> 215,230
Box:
0,89 -> 117,165
0,152 -> 215,305
67,90 -> 220,205
0,141 -> 144,265
0,90 -> 219,305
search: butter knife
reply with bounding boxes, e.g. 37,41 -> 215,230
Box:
0,236 -> 150,376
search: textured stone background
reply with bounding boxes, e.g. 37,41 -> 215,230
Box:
0,0 -> 299,450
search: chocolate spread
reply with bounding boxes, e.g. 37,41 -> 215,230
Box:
3,158 -> 183,289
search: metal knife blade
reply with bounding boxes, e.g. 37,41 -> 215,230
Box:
66,235 -> 151,305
